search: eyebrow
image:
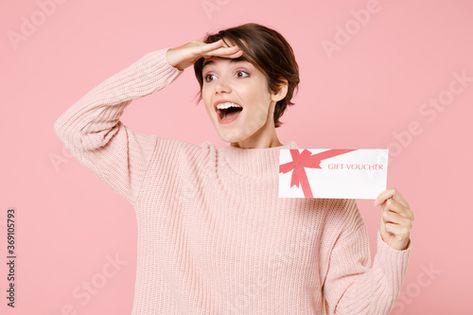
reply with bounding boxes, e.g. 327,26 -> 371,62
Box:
202,56 -> 249,68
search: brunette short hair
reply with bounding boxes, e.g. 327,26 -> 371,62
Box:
193,23 -> 300,128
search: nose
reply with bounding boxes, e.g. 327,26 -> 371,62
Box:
214,77 -> 232,95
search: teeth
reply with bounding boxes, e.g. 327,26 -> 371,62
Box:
216,102 -> 242,110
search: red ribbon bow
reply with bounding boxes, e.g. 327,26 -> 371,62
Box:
279,149 -> 356,198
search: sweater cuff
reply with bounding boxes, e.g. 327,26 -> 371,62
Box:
374,230 -> 410,285
140,47 -> 184,74
106,47 -> 184,100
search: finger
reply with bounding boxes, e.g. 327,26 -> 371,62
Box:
214,45 -> 241,54
392,190 -> 410,209
375,188 -> 407,208
386,198 -> 414,220
206,39 -> 224,48
382,209 -> 412,227
199,39 -> 226,53
383,198 -> 413,220
225,49 -> 243,58
374,188 -> 395,206
203,46 -> 241,59
379,214 -> 386,234
384,222 -> 410,241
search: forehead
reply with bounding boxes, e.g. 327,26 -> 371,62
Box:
202,56 -> 252,69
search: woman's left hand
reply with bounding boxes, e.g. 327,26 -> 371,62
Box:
375,188 -> 414,250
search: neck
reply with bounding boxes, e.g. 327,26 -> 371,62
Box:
230,120 -> 282,149
230,137 -> 282,149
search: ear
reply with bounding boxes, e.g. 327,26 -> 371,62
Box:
271,78 -> 289,103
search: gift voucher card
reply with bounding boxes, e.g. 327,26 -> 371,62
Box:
279,148 -> 388,199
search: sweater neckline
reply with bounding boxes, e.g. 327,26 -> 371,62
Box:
218,140 -> 298,179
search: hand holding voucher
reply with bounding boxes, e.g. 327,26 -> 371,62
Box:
375,188 -> 414,250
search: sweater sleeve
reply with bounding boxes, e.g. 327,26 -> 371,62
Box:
322,199 -> 410,315
53,48 -> 184,206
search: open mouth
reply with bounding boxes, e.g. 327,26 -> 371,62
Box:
214,102 -> 243,124
217,106 -> 243,120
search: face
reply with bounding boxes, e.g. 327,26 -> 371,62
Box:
201,51 -> 286,146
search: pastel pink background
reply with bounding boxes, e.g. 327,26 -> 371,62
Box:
1,0 -> 472,314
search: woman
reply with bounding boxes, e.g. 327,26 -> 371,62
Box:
54,23 -> 414,314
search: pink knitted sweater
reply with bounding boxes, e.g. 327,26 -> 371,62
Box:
53,47 -> 410,315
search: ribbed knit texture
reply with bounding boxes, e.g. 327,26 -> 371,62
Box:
53,48 -> 411,315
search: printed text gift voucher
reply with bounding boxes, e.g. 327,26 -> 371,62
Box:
279,148 -> 388,199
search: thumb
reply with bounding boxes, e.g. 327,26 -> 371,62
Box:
379,216 -> 389,240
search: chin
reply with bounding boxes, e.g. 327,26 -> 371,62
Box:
213,113 -> 269,143
219,132 -> 244,143
213,122 -> 242,142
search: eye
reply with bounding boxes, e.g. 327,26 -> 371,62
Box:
236,70 -> 249,78
204,73 -> 216,82
204,70 -> 250,83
